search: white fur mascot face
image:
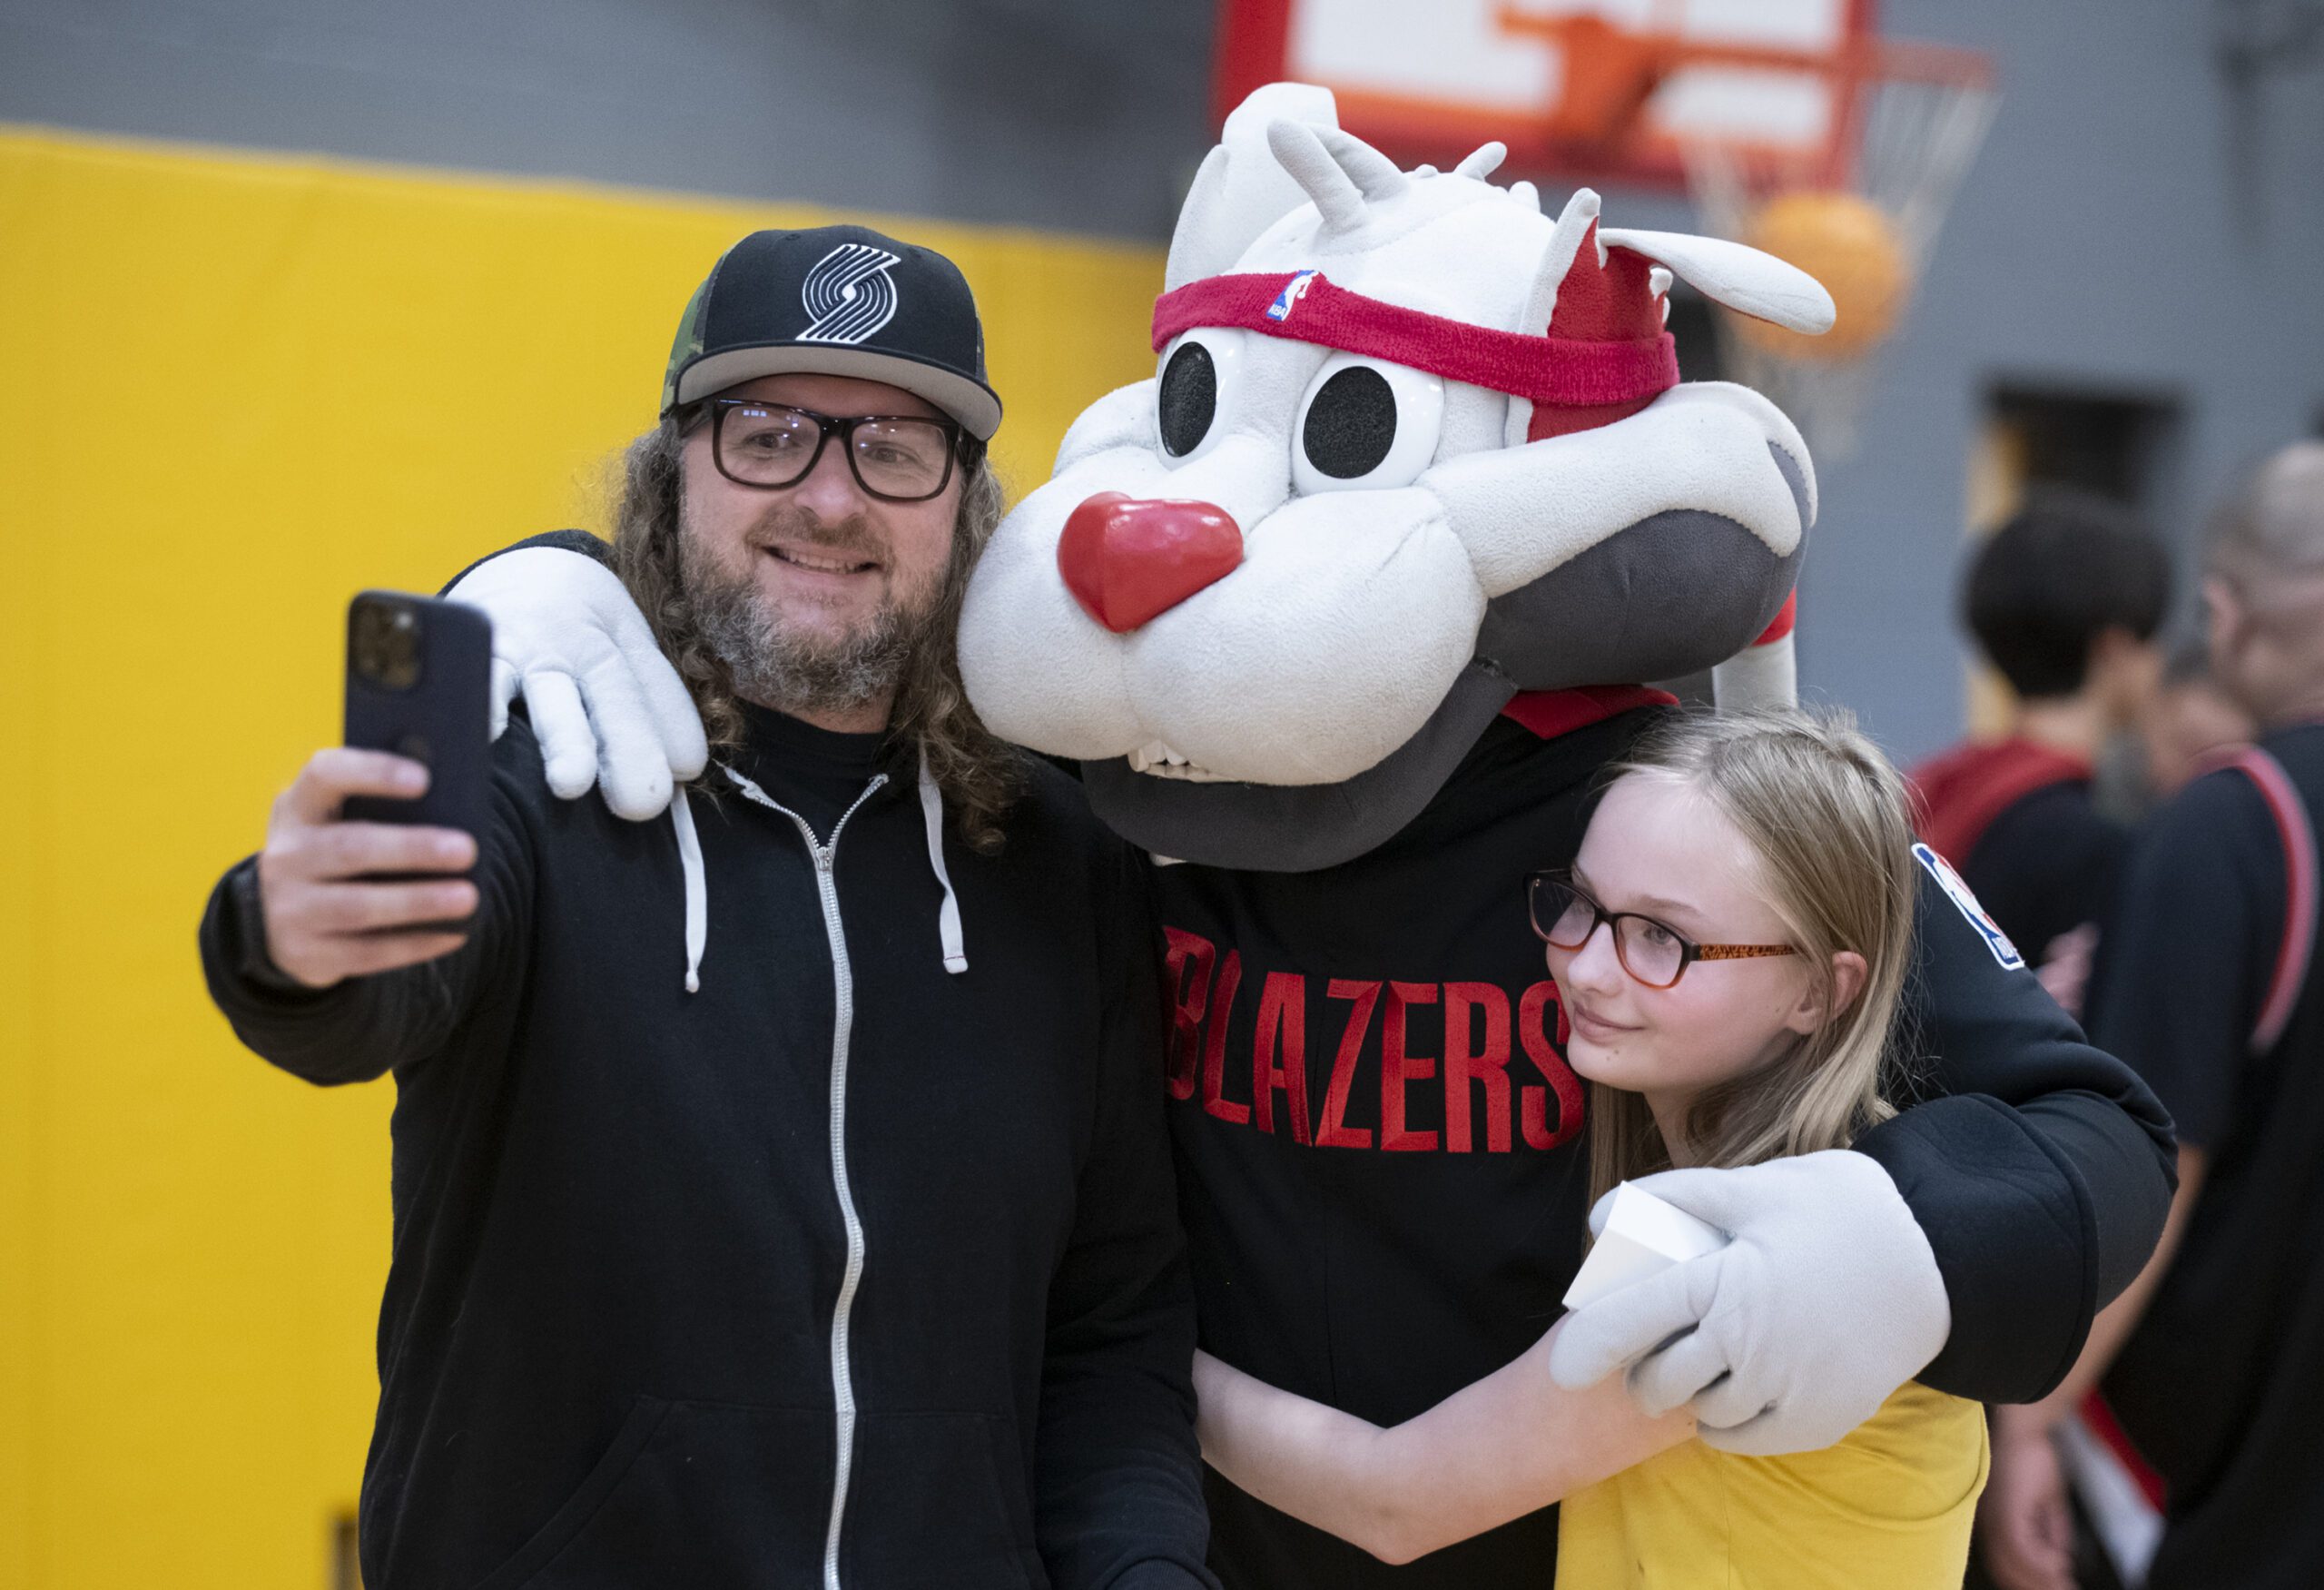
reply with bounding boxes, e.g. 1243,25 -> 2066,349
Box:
958,84 -> 1834,871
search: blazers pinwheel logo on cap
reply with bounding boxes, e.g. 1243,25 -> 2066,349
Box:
798,242 -> 903,345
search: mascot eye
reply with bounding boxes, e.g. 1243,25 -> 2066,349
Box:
1155,331 -> 1245,465
1291,354 -> 1443,495
1157,343 -> 1215,455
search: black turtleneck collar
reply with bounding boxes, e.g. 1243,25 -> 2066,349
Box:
724,699 -> 904,835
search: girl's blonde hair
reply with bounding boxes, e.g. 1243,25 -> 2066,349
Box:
1585,707 -> 1919,1210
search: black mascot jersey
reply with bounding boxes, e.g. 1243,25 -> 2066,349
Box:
1162,703 -> 1622,1585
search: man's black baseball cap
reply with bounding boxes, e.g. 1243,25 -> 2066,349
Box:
660,224 -> 1001,439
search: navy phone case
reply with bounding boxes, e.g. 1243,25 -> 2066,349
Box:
342,590 -> 493,843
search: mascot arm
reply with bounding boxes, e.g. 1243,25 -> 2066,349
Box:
1853,865 -> 2177,1399
1548,867 -> 2175,1453
439,533 -> 707,821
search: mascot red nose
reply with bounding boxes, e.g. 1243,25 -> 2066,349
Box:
1058,492 -> 1244,634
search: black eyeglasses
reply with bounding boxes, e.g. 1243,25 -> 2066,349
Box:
704,399 -> 965,502
1526,872 -> 1797,991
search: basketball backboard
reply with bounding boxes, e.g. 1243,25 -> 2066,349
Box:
1215,0 -> 1876,188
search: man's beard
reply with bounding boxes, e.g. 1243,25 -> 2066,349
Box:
679,508 -> 950,719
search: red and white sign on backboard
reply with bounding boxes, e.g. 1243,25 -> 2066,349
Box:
1215,0 -> 1879,188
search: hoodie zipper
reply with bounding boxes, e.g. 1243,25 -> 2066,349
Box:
724,767 -> 887,1590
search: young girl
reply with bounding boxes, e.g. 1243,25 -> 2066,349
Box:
1192,708 -> 1988,1586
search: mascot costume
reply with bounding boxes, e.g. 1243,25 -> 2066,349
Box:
451,85 -> 2174,1587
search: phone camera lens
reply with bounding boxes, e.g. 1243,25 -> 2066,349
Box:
352,600 -> 424,690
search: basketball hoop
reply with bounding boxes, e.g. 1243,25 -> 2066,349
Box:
1670,23 -> 1999,460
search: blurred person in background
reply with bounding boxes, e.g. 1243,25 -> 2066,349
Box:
2141,640 -> 2257,799
1909,492 -> 2172,1017
197,226 -> 1214,1590
1979,441 -> 2324,1590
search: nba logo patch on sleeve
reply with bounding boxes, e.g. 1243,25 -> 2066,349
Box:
1913,843 -> 2025,971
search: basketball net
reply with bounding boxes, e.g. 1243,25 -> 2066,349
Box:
1681,47 -> 1997,461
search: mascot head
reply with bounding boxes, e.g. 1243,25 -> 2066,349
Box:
959,84 -> 1834,870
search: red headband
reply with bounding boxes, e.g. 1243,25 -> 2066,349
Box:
1150,270 -> 1679,410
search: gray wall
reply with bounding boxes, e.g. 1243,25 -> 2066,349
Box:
0,0 -> 1214,240
1806,0 -> 2324,755
7,0 -> 2322,758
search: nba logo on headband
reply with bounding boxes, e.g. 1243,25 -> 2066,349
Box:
799,242 -> 902,345
1266,270 -> 1320,322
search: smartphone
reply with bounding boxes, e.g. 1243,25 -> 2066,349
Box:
343,590 -> 492,844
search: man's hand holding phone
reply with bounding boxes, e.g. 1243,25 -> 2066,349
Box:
251,589 -> 497,989
256,750 -> 479,988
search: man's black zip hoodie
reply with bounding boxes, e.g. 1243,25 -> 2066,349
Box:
199,706 -> 1214,1590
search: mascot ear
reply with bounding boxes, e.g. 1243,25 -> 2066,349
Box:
1598,228 -> 1837,335
1597,225 -> 1827,715
1166,82 -> 1341,291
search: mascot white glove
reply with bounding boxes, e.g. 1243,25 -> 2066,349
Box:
446,547 -> 707,819
1547,1149 -> 1952,1457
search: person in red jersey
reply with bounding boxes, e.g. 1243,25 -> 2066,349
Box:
1910,490 -> 2171,1017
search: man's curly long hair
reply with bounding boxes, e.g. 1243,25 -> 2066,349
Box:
609,410 -> 1026,852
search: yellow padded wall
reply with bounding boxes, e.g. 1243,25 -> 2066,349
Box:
0,124 -> 1163,1590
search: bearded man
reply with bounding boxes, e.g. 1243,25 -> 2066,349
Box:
197,226 -> 1216,1590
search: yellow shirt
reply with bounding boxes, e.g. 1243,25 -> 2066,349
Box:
1556,1381 -> 1988,1588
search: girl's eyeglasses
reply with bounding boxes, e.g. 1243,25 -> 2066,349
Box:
1526,872 -> 1797,991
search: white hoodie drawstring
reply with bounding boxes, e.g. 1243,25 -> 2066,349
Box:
920,753 -> 970,975
671,786 -> 707,993
669,756 -> 969,990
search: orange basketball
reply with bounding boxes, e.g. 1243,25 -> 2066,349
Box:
1738,191 -> 1912,360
